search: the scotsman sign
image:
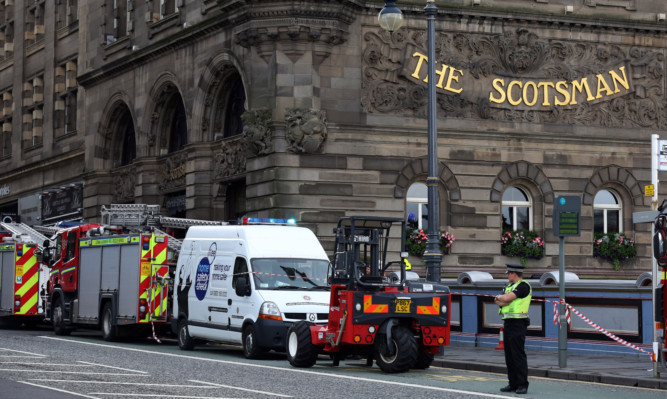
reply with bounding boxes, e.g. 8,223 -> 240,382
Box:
363,27 -> 663,128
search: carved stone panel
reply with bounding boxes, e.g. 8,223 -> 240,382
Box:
214,135 -> 246,181
158,151 -> 187,193
242,109 -> 273,156
112,164 -> 137,202
362,26 -> 665,129
285,108 -> 328,153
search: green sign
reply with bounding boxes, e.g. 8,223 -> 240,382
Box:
553,196 -> 581,237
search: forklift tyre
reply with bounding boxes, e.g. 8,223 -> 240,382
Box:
374,325 -> 417,373
177,319 -> 195,350
286,321 -> 318,368
413,350 -> 435,369
52,297 -> 71,336
101,303 -> 119,342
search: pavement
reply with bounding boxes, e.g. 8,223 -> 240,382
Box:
434,344 -> 667,390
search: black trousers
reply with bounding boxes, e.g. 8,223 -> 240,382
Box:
503,318 -> 529,388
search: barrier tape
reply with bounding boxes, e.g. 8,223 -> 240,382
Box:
453,291 -> 654,359
147,282 -> 162,344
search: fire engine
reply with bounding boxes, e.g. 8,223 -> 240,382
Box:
41,204 -> 224,341
286,216 -> 451,373
651,200 -> 667,368
0,222 -> 52,327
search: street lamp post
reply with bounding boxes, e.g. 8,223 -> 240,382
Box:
379,1 -> 441,283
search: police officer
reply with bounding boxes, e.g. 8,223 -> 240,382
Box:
493,263 -> 531,395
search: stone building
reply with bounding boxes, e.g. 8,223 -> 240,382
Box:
0,0 -> 666,279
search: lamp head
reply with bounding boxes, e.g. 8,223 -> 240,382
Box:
378,1 -> 404,33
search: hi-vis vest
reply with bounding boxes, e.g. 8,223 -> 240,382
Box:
499,280 -> 532,319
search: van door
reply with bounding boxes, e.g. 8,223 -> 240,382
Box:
230,256 -> 254,339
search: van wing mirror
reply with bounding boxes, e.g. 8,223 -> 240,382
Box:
235,277 -> 251,297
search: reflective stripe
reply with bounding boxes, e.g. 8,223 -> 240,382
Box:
500,280 -> 532,319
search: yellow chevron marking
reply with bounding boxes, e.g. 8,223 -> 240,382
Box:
18,292 -> 38,314
16,272 -> 38,296
154,247 -> 166,265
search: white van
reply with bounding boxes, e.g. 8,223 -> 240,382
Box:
172,222 -> 331,358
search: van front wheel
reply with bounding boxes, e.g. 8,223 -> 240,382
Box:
243,324 -> 266,359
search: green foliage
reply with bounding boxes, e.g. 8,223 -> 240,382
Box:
501,230 -> 545,267
405,228 -> 455,257
593,232 -> 636,271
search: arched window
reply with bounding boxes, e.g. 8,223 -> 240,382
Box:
406,182 -> 427,230
594,189 -> 621,234
502,186 -> 532,232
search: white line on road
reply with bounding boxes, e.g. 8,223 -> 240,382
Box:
38,335 -> 516,399
27,379 -> 219,388
88,394 -> 239,399
192,379 -> 292,398
0,347 -> 47,357
77,360 -> 149,374
0,362 -> 88,366
0,368 -> 146,376
18,381 -> 101,399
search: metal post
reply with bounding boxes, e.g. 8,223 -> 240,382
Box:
423,0 -> 442,283
651,134 -> 660,377
558,236 -> 567,367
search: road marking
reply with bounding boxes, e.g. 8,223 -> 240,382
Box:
18,381 -> 101,399
88,394 -> 238,398
193,379 -> 293,397
77,360 -> 149,374
0,362 -> 88,366
0,368 -> 146,376
38,335 -> 516,399
0,347 -> 46,357
27,379 -> 219,388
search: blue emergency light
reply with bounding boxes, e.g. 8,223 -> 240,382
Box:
242,217 -> 296,225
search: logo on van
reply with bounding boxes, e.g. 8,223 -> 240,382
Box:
194,257 -> 211,301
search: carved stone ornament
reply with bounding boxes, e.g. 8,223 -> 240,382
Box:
214,135 -> 246,180
285,108 -> 328,153
158,151 -> 187,192
112,165 -> 137,202
362,26 -> 665,129
242,109 -> 273,156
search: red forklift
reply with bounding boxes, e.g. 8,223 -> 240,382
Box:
286,216 -> 450,373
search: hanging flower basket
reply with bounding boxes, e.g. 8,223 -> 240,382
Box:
593,232 -> 636,271
501,230 -> 545,267
405,228 -> 455,257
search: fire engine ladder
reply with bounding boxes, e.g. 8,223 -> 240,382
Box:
0,222 -> 50,246
100,204 -> 161,228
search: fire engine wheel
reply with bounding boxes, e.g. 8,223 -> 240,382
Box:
177,319 -> 195,350
242,323 -> 267,359
52,298 -> 71,336
413,350 -> 435,369
101,303 -> 118,342
286,321 -> 318,368
374,325 -> 418,373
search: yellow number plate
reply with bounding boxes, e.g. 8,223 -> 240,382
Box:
395,299 -> 411,313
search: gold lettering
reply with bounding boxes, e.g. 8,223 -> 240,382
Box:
523,81 -> 538,107
595,73 -> 614,99
435,64 -> 450,89
554,81 -> 570,106
444,68 -> 464,93
507,81 -> 522,106
411,52 -> 428,81
537,82 -> 554,106
570,77 -> 595,105
609,66 -> 630,92
489,79 -> 506,104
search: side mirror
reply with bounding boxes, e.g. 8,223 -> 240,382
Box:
653,228 -> 667,267
235,277 -> 251,297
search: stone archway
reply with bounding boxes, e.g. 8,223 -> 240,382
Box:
394,158 -> 460,201
490,161 -> 553,204
582,165 -> 643,207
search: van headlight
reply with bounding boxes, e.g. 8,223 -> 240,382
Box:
259,301 -> 282,321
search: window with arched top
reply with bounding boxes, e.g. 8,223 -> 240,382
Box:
594,189 -> 621,234
502,186 -> 532,232
406,182 -> 427,230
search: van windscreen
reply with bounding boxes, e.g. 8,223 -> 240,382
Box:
250,258 -> 329,290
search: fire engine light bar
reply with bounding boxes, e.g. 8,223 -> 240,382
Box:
242,217 -> 296,225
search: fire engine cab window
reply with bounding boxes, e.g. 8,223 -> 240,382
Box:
406,182 -> 427,229
232,258 -> 248,289
594,189 -> 621,234
66,231 -> 77,262
502,186 -> 532,232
